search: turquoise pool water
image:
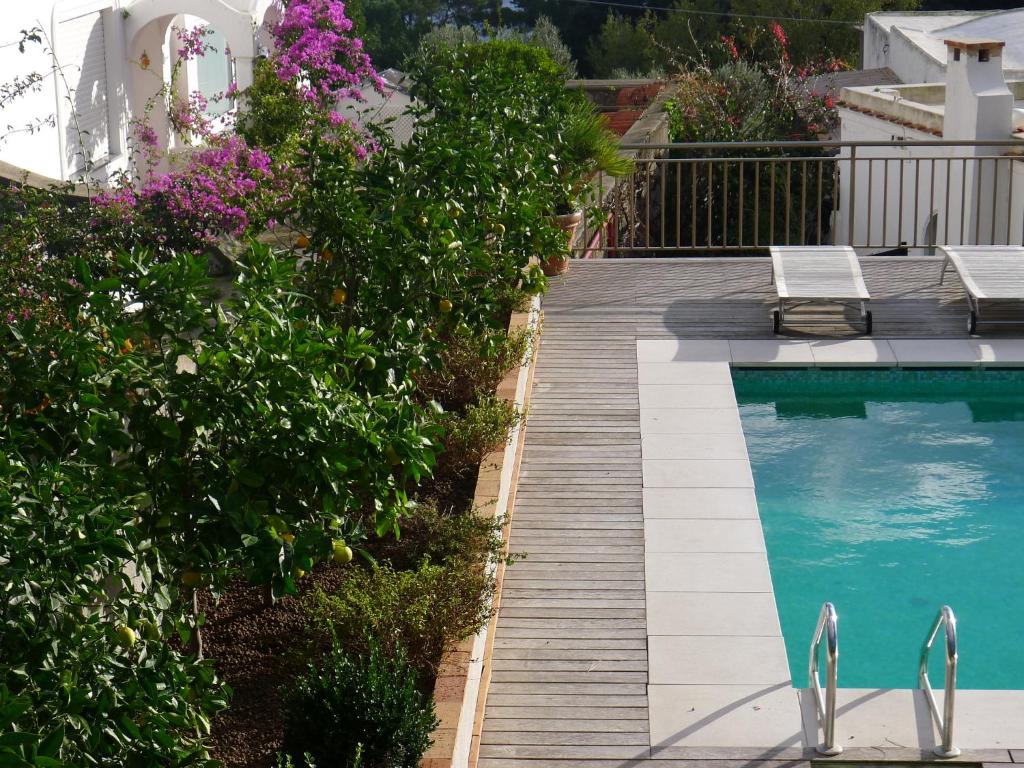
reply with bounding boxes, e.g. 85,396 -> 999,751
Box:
734,368 -> 1024,690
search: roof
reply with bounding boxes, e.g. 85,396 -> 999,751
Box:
335,81 -> 418,145
869,8 -> 1024,73
807,67 -> 902,97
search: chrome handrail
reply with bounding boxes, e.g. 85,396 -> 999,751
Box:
920,605 -> 960,758
808,601 -> 841,755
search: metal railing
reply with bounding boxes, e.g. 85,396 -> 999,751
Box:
808,601 -> 841,756
920,605 -> 960,758
576,139 -> 1024,256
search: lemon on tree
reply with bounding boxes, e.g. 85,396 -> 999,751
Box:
439,299 -> 453,314
332,539 -> 353,564
115,625 -> 137,648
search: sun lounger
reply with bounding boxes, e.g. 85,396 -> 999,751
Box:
939,246 -> 1024,334
769,246 -> 872,335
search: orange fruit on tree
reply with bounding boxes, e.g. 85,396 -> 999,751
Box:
296,234 -> 311,249
331,288 -> 347,305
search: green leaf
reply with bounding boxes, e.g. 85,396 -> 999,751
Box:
36,724 -> 63,758
155,418 -> 181,441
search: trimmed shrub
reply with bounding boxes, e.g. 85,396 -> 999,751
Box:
416,326 -> 529,410
307,555 -> 496,678
281,641 -> 437,768
373,498 -> 505,571
436,396 -> 520,479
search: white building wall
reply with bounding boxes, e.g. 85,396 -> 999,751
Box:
887,29 -> 946,86
836,108 -> 1024,250
834,108 -> 961,250
0,1 -> 130,183
862,14 -> 891,71
1,0 -> 275,184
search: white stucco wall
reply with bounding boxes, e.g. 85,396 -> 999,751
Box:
0,0 -> 276,184
0,1 -> 130,182
836,109 -> 1024,250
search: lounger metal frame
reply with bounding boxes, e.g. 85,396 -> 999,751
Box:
769,246 -> 872,335
939,246 -> 1024,334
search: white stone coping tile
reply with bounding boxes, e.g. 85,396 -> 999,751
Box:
645,552 -> 773,592
638,362 -> 734,385
637,339 -> 731,363
809,339 -> 897,366
643,459 -> 754,488
649,636 -> 791,685
638,337 -> 1024,367
646,591 -> 782,637
642,487 -> 759,519
887,338 -> 979,366
641,408 -> 742,435
729,340 -> 815,365
649,683 -> 804,748
798,688 -> 1024,751
639,384 -> 738,409
972,339 -> 1024,367
645,518 -> 766,553
642,433 -> 749,461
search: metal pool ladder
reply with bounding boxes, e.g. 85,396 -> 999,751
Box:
920,605 -> 960,758
808,601 -> 841,755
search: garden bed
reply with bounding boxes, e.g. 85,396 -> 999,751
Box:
423,299 -> 540,768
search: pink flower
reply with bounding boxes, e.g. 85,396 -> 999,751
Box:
176,26 -> 211,61
771,22 -> 787,47
720,35 -> 738,61
271,0 -> 384,110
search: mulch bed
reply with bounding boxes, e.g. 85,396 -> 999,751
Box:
201,432 -> 485,766
201,567 -> 346,768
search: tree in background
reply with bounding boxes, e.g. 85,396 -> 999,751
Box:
415,16 -> 578,77
359,0 -> 497,69
536,0 -> 924,78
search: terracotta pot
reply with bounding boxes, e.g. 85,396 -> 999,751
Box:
542,210 -> 582,276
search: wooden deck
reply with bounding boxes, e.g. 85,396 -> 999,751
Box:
477,256 -> 1015,768
537,256 -> 989,339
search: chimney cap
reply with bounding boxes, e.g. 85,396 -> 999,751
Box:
944,37 -> 1006,51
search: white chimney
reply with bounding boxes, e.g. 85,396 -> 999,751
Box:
942,38 -> 1012,141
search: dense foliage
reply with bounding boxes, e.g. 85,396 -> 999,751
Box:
665,27 -> 839,143
281,642 -> 437,768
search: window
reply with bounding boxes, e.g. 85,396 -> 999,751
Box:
59,8 -> 112,172
194,27 -> 234,118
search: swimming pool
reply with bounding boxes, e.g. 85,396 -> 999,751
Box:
734,368 -> 1024,690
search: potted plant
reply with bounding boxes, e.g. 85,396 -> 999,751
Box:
543,97 -> 634,276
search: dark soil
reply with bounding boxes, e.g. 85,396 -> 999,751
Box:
202,369 -> 492,766
201,566 -> 346,768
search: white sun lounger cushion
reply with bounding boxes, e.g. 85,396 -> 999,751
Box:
939,246 -> 1024,300
770,246 -> 870,301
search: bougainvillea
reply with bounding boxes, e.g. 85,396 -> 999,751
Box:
271,0 -> 384,111
95,135 -> 292,248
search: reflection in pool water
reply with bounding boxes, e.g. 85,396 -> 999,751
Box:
734,369 -> 1024,689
